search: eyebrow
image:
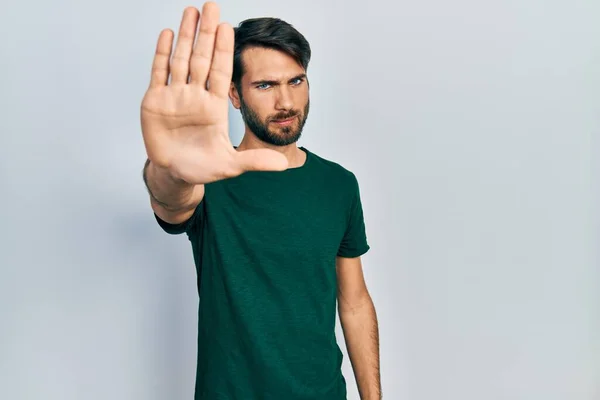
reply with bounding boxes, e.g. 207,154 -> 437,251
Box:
250,73 -> 307,86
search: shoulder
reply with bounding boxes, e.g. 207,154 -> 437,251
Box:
305,148 -> 359,187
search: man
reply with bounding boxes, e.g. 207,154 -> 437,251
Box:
140,2 -> 381,399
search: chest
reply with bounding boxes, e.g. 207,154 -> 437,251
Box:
205,177 -> 349,263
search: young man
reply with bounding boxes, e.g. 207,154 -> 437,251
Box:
140,2 -> 381,399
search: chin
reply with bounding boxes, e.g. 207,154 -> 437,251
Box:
265,134 -> 301,147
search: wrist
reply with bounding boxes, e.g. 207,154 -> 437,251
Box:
143,159 -> 195,210
146,159 -> 182,184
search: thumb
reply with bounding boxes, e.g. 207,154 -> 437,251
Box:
234,149 -> 289,172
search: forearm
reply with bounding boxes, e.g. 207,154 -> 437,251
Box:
339,297 -> 381,400
142,158 -> 203,214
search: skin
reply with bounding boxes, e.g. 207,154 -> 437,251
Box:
229,46 -> 311,168
337,256 -> 382,400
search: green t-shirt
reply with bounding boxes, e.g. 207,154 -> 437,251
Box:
155,146 -> 370,400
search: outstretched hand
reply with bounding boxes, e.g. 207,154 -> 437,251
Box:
140,2 -> 289,185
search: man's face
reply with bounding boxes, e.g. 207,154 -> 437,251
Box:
231,47 -> 310,146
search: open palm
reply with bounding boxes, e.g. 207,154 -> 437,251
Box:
140,2 -> 288,185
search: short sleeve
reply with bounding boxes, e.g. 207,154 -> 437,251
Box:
337,175 -> 370,258
154,199 -> 205,237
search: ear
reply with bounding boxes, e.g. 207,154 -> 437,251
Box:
229,83 -> 241,109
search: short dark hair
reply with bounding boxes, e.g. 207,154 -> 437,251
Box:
232,17 -> 311,93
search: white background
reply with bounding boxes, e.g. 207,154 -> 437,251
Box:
0,0 -> 598,399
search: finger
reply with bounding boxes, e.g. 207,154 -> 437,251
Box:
149,29 -> 174,88
208,23 -> 234,97
190,2 -> 220,86
235,149 -> 289,172
170,7 -> 200,84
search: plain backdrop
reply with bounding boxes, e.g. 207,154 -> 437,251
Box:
1,0 -> 598,399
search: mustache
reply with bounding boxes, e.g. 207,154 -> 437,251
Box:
270,112 -> 299,121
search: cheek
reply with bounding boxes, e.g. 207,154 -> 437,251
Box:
295,90 -> 309,108
245,95 -> 272,119
255,93 -> 277,112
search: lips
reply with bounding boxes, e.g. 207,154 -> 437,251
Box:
273,116 -> 296,123
271,116 -> 296,127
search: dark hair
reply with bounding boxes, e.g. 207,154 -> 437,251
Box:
232,17 -> 311,93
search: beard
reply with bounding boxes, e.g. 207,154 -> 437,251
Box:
239,95 -> 310,147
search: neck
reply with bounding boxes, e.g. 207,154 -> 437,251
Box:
237,133 -> 305,168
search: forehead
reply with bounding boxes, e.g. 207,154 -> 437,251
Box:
241,47 -> 305,82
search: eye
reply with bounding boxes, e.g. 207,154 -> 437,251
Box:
256,83 -> 271,90
291,78 -> 304,85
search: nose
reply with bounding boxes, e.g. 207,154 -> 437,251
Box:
274,86 -> 293,111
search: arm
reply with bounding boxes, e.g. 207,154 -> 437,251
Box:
336,255 -> 381,400
142,158 -> 205,224
140,5 -> 286,228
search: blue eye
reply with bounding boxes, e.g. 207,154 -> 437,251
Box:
257,83 -> 271,90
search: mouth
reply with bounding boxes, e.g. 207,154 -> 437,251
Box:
272,116 -> 297,126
